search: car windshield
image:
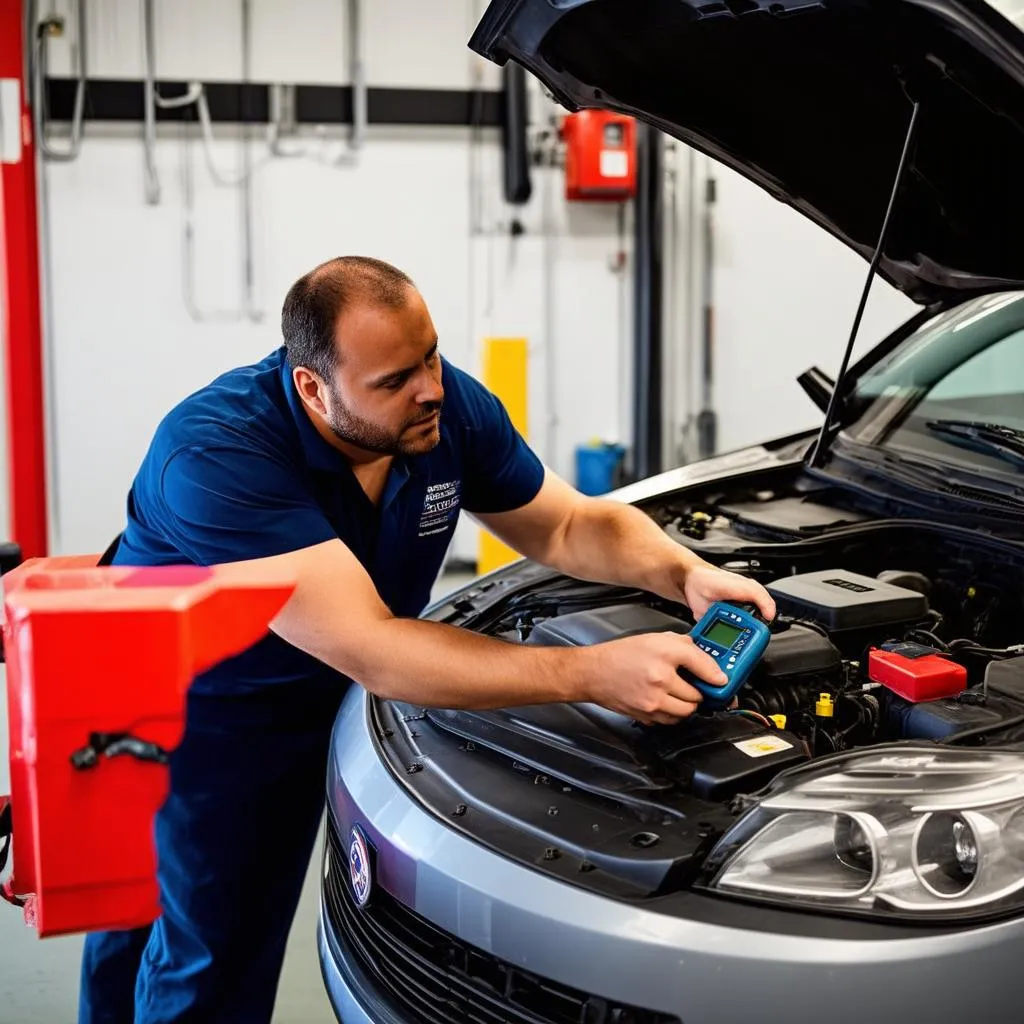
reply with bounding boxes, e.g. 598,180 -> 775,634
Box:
987,1 -> 1024,31
844,291 -> 1024,477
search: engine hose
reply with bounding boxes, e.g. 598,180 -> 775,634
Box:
742,680 -> 822,718
836,692 -> 879,739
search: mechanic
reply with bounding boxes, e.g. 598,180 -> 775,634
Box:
79,255 -> 775,1024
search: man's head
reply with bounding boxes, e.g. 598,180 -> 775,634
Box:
281,256 -> 444,459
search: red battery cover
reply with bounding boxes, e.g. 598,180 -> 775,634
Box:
868,645 -> 968,702
2,556 -> 294,937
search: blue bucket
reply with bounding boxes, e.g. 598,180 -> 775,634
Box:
575,443 -> 626,496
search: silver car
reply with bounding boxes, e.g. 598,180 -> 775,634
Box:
319,2 -> 1024,1021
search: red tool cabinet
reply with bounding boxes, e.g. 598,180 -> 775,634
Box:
1,556 -> 294,936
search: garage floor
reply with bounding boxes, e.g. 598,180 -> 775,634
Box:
0,570 -> 475,1023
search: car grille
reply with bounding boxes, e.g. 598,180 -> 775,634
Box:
323,818 -> 679,1024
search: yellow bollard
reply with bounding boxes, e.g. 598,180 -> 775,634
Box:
478,337 -> 529,576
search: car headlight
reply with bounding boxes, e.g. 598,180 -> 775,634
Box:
701,747 -> 1024,921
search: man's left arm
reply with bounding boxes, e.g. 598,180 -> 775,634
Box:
473,469 -> 776,622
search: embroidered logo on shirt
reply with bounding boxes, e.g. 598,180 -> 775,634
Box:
419,480 -> 461,538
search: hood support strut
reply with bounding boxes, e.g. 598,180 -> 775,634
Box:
632,122 -> 665,481
809,100 -> 921,467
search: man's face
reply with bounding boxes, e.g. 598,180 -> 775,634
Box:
320,287 -> 445,458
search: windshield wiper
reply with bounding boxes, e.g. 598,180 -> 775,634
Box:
925,420 -> 1024,471
827,436 -> 1024,511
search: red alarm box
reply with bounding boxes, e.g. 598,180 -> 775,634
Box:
1,556 -> 294,936
562,110 -> 637,201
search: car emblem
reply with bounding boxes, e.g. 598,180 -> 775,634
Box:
348,825 -> 372,908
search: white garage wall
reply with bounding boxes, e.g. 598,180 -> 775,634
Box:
25,0 -> 918,561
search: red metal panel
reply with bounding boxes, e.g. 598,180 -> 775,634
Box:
0,0 -> 49,557
2,557 -> 295,936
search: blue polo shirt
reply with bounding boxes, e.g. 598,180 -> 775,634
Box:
113,347 -> 544,699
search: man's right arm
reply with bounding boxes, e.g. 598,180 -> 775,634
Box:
239,538 -> 728,724
158,446 -> 724,723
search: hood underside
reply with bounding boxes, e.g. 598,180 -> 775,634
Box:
470,0 -> 1024,305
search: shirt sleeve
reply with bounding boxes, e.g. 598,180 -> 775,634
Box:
457,373 -> 546,515
157,445 -> 338,565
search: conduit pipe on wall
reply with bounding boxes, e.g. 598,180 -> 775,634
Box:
267,0 -> 366,164
142,0 -> 263,322
144,0 -> 366,322
31,0 -> 87,162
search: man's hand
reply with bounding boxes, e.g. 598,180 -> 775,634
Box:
582,632 -> 724,725
657,559 -> 776,622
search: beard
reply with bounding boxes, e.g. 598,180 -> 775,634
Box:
326,385 -> 442,456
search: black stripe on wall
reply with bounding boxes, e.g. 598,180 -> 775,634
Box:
44,78 -> 504,128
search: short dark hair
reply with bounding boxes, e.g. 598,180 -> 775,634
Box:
281,256 -> 416,380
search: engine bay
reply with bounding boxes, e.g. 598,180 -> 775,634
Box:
378,481 -> 1024,900
501,573 -> 1024,802
434,481 -> 1024,807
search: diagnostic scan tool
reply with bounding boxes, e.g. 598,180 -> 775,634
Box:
682,601 -> 771,710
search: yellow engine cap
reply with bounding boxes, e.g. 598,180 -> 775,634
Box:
769,714 -> 788,730
815,693 -> 834,718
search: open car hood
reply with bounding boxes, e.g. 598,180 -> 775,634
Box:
470,0 -> 1024,306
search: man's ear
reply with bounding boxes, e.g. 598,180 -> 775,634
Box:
293,367 -> 329,417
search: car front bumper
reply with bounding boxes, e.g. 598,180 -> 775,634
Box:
319,685 -> 1024,1024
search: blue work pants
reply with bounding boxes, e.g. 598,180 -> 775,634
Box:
78,686 -> 341,1023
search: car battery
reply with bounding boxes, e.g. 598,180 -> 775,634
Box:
1,556 -> 293,937
868,642 -> 967,702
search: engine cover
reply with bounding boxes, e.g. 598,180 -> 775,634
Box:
758,623 -> 842,679
767,569 -> 929,630
525,603 -> 686,646
526,604 -> 843,687
514,602 -> 813,799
